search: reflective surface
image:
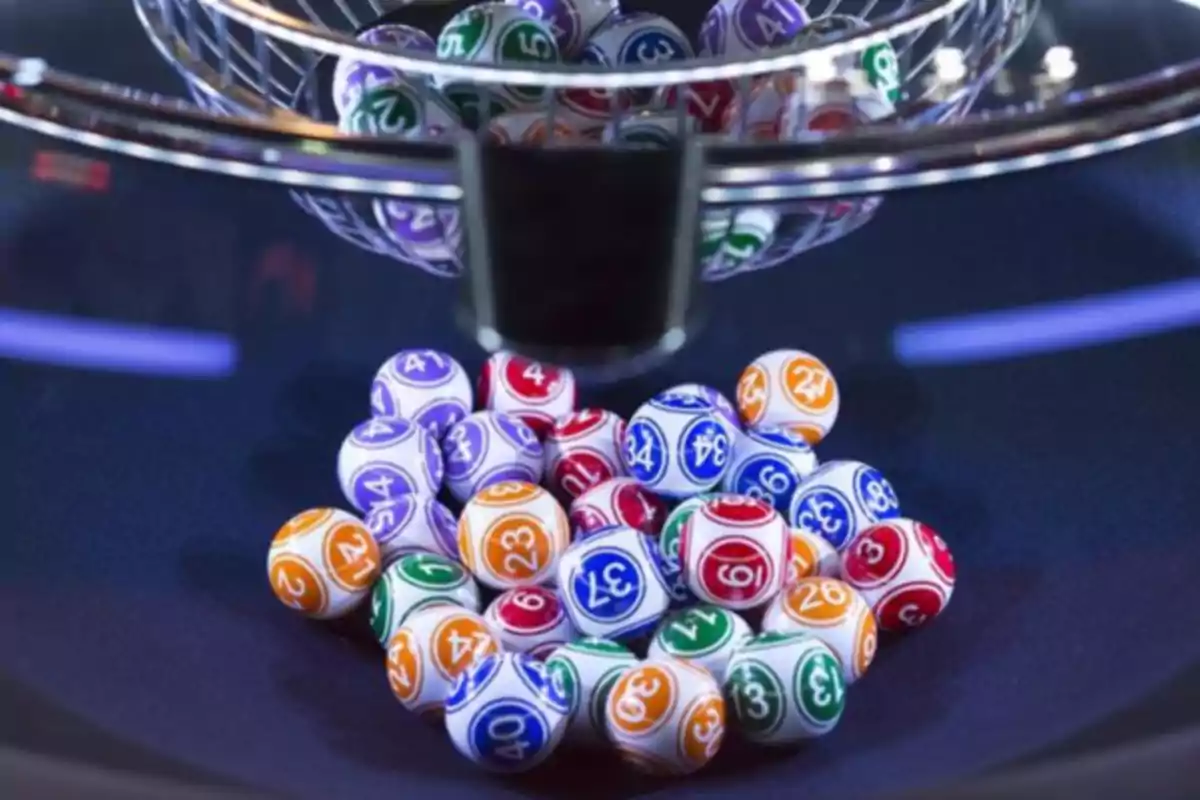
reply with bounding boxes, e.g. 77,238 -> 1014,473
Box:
2,1 -> 1200,799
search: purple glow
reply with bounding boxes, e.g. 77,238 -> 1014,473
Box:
0,308 -> 237,377
894,278 -> 1200,366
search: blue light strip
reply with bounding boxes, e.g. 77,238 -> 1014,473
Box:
0,308 -> 238,377
893,278 -> 1200,366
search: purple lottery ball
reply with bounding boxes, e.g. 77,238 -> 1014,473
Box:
700,0 -> 810,57
443,412 -> 546,503
338,416 -> 443,512
510,0 -> 617,57
333,24 -> 436,116
493,412 -> 543,460
375,200 -> 462,262
372,349 -> 473,441
443,416 -> 490,485
349,462 -> 421,513
366,495 -> 460,563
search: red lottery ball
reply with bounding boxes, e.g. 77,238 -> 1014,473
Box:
483,586 -> 576,660
659,79 -> 736,133
479,352 -> 576,439
678,494 -> 790,611
544,408 -> 627,501
568,477 -> 668,538
840,518 -> 956,631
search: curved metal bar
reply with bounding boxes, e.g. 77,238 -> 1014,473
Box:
196,0 -> 974,88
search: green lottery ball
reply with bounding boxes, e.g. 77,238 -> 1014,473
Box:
369,553 -> 481,647
794,14 -> 902,108
435,2 -> 561,126
723,631 -> 847,745
545,637 -> 638,746
647,605 -> 753,682
339,80 -> 461,139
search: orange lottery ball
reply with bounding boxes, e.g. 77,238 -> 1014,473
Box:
267,508 -> 381,620
736,348 -> 840,444
761,577 -> 878,685
457,481 -> 570,590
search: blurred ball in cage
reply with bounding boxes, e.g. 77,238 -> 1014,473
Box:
698,0 -> 811,58
486,110 -> 580,144
374,200 -> 463,265
657,79 -> 737,134
557,43 -> 632,137
794,14 -> 903,106
339,81 -> 462,139
506,0 -> 620,58
331,24 -> 437,117
582,13 -> 693,108
435,2 -> 561,127
602,112 -> 694,147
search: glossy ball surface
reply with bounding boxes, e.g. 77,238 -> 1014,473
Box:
484,586 -> 578,659
458,481 -> 570,590
507,0 -> 619,56
722,424 -> 819,513
386,604 -> 501,716
840,518 -> 956,631
623,391 -> 733,499
662,382 -> 741,436
479,352 -> 576,439
331,24 -> 437,116
679,494 -> 790,610
788,528 -> 840,583
736,348 -> 840,444
339,80 -> 461,139
606,658 -> 726,775
647,604 -> 753,682
544,637 -> 638,745
371,348 -> 472,441
787,459 -> 901,551
761,577 -> 877,684
373,202 -> 463,271
442,411 -> 544,504
657,494 -> 719,606
544,409 -> 627,501
267,508 -> 381,620
370,554 -> 481,646
698,0 -> 810,58
365,495 -> 460,566
556,524 -> 672,641
444,651 -> 571,771
568,477 -> 667,537
337,416 -> 443,513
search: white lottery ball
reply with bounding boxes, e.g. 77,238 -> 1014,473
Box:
332,24 -> 436,116
267,508 -> 381,620
386,604 -> 502,717
788,528 -> 840,582
371,348 -> 473,440
697,0 -> 811,58
457,481 -> 570,590
568,477 -> 668,538
662,382 -> 741,437
365,494 -> 461,566
622,391 -> 732,499
444,651 -> 571,772
544,409 -> 627,501
606,658 -> 726,775
736,348 -> 840,444
722,424 -> 819,514
337,416 -> 443,514
582,12 -> 692,106
724,631 -> 847,745
839,518 -> 956,632
442,411 -> 544,504
787,460 -> 901,552
508,0 -> 619,57
679,494 -> 789,611
484,586 -> 578,659
369,554 -> 482,647
761,577 -> 878,684
556,524 -> 672,641
647,604 -> 753,682
480,352 -> 577,439
544,637 -> 637,746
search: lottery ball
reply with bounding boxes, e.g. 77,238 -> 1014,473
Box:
663,383 -> 740,436
606,658 -> 726,775
679,494 -> 789,610
434,2 -> 561,126
544,637 -> 637,745
373,201 -> 463,268
557,524 -> 672,641
582,13 -> 693,107
331,24 -> 436,117
386,603 -> 501,716
480,352 -> 576,438
366,495 -> 460,566
658,494 -> 720,606
788,528 -> 839,582
339,80 -> 461,139
337,416 -> 444,513
601,111 -> 694,147
268,508 -> 381,619
370,553 -> 481,647
698,0 -> 810,58
622,391 -> 732,499
761,577 -> 877,684
544,409 -> 627,501
486,110 -> 579,144
444,651 -> 571,772
724,631 -> 846,745
458,481 -> 570,590
484,586 -> 577,659
568,477 -> 667,537
840,518 -> 956,631
787,460 -> 901,551
557,38 -> 630,133
371,348 -> 473,441
722,424 -> 819,514
508,0 -> 618,57
793,14 -> 903,106
647,604 -> 753,682
442,411 -> 544,504
657,79 -> 737,133
736,348 -> 840,444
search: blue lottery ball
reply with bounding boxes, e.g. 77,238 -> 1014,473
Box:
623,391 -> 732,498
787,460 -> 901,551
722,424 -> 820,513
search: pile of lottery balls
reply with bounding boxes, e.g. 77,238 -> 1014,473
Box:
267,348 -> 956,775
334,0 -> 901,145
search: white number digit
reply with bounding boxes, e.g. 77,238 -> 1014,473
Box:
511,590 -> 546,612
487,713 -> 531,761
716,563 -> 764,589
789,365 -> 830,403
614,676 -> 660,724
